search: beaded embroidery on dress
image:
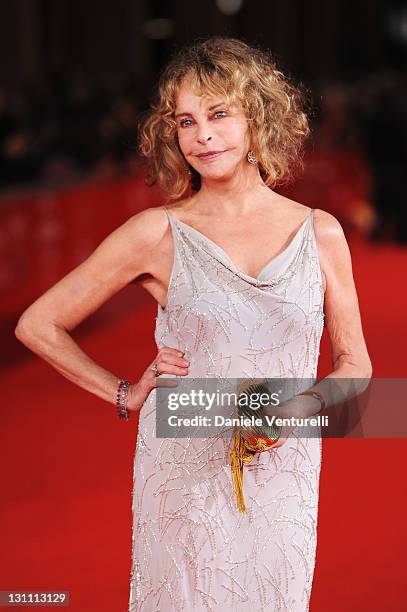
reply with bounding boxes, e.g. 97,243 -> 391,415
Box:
128,206 -> 325,611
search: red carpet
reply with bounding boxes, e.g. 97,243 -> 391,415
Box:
1,203 -> 406,610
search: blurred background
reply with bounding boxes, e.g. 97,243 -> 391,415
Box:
1,1 -> 406,611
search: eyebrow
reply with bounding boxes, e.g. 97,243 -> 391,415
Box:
174,102 -> 226,119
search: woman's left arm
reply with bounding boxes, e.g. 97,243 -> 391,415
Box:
268,208 -> 373,446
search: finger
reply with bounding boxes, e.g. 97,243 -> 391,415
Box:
158,346 -> 185,358
152,363 -> 189,376
155,351 -> 189,367
158,355 -> 189,369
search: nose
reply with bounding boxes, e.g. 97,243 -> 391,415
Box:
197,134 -> 212,145
196,121 -> 212,145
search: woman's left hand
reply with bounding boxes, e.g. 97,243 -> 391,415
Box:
265,393 -> 323,448
268,393 -> 322,420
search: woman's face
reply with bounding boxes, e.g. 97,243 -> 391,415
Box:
174,77 -> 251,182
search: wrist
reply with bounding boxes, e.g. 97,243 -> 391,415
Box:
116,378 -> 131,421
297,390 -> 326,415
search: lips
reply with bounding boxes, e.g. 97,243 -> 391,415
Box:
196,150 -> 226,160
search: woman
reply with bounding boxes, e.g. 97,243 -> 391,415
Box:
16,37 -> 372,611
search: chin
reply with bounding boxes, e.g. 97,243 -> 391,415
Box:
200,164 -> 234,178
201,172 -> 230,182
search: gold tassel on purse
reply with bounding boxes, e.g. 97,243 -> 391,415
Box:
229,379 -> 282,513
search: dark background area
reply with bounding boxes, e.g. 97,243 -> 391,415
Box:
1,0 -> 405,85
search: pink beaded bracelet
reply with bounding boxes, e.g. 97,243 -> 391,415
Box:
116,378 -> 130,420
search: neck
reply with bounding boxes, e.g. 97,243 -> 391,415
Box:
195,165 -> 272,216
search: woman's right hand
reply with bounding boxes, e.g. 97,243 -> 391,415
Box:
126,346 -> 190,413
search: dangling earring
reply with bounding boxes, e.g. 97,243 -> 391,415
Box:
247,150 -> 258,165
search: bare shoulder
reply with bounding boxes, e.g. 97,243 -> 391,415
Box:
311,208 -> 353,294
89,205 -> 171,278
312,208 -> 349,255
125,205 -> 170,247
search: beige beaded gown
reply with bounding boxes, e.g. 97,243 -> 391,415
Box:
128,206 -> 325,611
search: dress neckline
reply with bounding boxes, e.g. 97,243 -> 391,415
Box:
164,207 -> 313,283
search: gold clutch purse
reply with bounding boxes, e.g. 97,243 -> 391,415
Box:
230,378 -> 282,513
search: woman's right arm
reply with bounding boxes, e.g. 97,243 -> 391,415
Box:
14,207 -> 190,413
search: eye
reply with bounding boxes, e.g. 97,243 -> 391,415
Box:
178,118 -> 193,128
213,110 -> 227,119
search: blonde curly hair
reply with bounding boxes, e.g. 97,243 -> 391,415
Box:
138,36 -> 312,200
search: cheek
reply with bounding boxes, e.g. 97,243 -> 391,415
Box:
176,130 -> 192,155
223,120 -> 249,148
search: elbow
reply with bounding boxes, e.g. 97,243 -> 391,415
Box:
364,360 -> 373,379
362,351 -> 373,378
15,309 -> 60,351
359,360 -> 373,396
15,313 -> 39,347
